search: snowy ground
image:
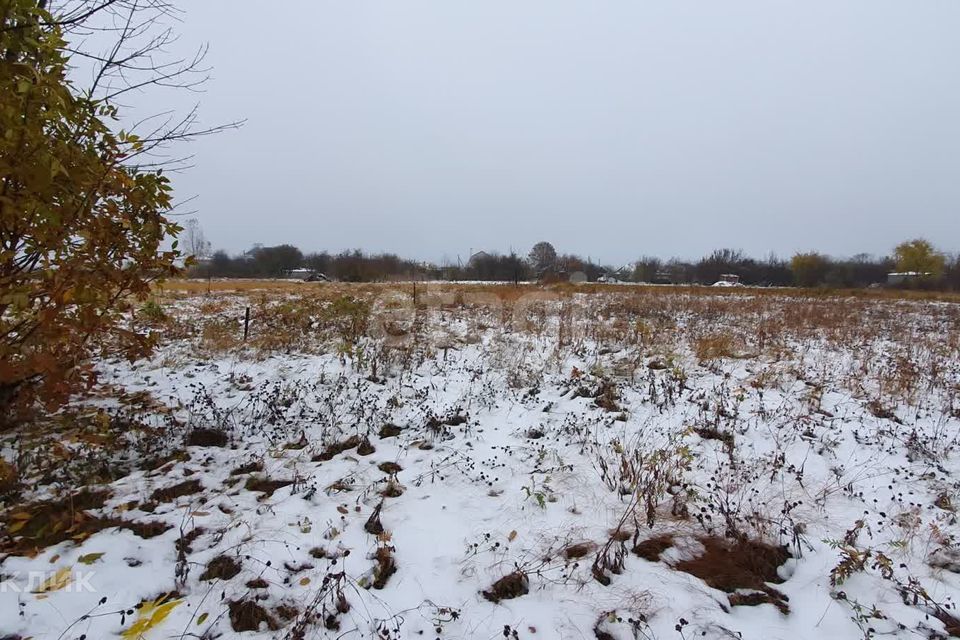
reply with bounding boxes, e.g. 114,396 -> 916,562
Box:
2,283 -> 960,640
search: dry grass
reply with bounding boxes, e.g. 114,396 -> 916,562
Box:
156,278 -> 960,303
693,333 -> 740,361
673,537 -> 792,613
119,280 -> 960,427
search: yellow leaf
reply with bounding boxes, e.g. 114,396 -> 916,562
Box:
32,567 -> 72,593
78,552 -> 104,565
197,612 -> 208,626
9,520 -> 27,534
508,530 -> 517,542
121,597 -> 183,639
299,577 -> 310,586
9,511 -> 32,520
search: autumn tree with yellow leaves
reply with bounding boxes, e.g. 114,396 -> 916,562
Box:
0,1 -> 234,420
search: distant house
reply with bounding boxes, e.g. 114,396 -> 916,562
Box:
467,251 -> 491,266
887,271 -> 931,285
713,273 -> 742,287
598,263 -> 633,283
283,268 -> 330,282
241,244 -> 264,261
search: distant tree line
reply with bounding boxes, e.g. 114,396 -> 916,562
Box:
188,236 -> 960,290
201,246 -> 428,282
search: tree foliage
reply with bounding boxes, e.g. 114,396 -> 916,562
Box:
893,239 -> 945,278
0,2 -> 183,417
790,252 -> 831,288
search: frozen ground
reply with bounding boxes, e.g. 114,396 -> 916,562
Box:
2,283 -> 960,640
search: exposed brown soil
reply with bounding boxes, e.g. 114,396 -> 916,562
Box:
608,528 -> 633,542
356,437 -> 375,456
693,427 -> 735,448
632,534 -> 675,561
378,462 -> 402,474
186,428 -> 229,447
673,536 -> 790,614
0,490 -> 169,555
200,554 -> 242,581
728,591 -> 790,615
275,604 -> 299,621
482,571 -> 529,603
141,450 -> 190,472
444,413 -> 468,426
313,435 -> 361,461
150,479 -> 202,503
379,424 -> 402,438
563,542 -> 597,560
230,461 -> 263,476
283,561 -> 313,574
244,476 -> 293,497
229,599 -> 278,632
121,520 -> 171,539
175,526 -> 206,555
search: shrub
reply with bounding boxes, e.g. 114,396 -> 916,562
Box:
140,299 -> 168,324
0,3 -> 182,421
790,252 -> 831,288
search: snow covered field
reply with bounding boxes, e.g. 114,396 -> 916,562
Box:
2,282 -> 960,640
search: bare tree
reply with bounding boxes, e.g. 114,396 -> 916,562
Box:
10,1 -> 243,173
182,218 -> 210,261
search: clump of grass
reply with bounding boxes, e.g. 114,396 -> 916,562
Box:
482,571 -> 529,603
200,318 -> 239,352
185,427 -> 228,447
632,534 -> 674,561
2,489 -> 171,556
229,599 -> 278,632
150,479 -> 202,503
562,541 -> 596,560
372,545 -> 397,589
139,299 -> 167,323
313,435 -> 361,461
673,536 -> 791,613
245,475 -> 293,497
693,333 -> 739,360
200,555 -> 242,581
230,460 -> 264,476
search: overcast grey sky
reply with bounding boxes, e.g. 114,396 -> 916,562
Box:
164,1 -> 959,264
